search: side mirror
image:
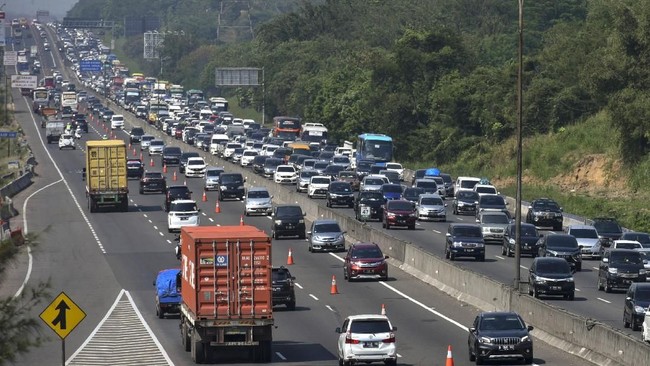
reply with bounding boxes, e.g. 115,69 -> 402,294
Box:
342,231 -> 347,235
446,233 -> 451,237
527,206 -> 532,209
444,203 -> 448,207
197,208 -> 201,212
335,327 -> 342,334
560,207 -> 563,212
644,260 -> 648,265
469,327 -> 476,333
527,325 -> 534,331
392,327 -> 397,331
153,280 -> 156,286
476,219 -> 480,223
307,231 -> 312,236
626,296 -> 632,301
602,257 -> 609,263
303,212 -> 306,217
384,255 -> 389,259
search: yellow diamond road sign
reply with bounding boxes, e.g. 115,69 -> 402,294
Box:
40,292 -> 86,339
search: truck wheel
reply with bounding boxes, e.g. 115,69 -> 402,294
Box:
156,304 -> 164,319
181,323 -> 191,352
256,341 -> 272,363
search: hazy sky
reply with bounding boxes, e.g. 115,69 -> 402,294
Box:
5,0 -> 78,20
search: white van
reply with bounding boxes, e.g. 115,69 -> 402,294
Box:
209,133 -> 230,155
455,176 -> 481,196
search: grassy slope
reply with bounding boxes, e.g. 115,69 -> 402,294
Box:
438,111 -> 650,232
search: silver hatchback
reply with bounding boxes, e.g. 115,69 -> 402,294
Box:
308,219 -> 346,252
244,187 -> 273,216
416,194 -> 447,221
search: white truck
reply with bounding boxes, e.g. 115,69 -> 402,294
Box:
46,121 -> 65,144
61,91 -> 78,112
30,45 -> 38,59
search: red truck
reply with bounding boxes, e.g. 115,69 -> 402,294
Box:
179,225 -> 274,363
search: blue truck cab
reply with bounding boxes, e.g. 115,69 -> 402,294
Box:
154,268 -> 181,319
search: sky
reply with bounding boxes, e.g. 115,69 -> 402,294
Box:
4,0 -> 78,20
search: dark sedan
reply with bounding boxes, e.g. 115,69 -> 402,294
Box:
139,171 -> 167,194
502,222 -> 540,257
382,200 -> 417,230
127,159 -> 144,179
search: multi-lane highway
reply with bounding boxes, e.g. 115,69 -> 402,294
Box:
3,22 -> 593,365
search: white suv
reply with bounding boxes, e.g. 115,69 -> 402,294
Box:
110,114 -> 125,130
274,165 -> 298,184
240,149 -> 259,167
308,175 -> 332,198
336,314 -> 397,366
184,157 -> 207,177
167,199 -> 200,232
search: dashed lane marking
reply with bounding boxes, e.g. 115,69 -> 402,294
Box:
309,294 -> 319,301
275,352 -> 287,361
495,255 -> 505,260
432,229 -> 441,234
325,305 -> 335,312
597,298 -> 611,304
294,283 -> 303,289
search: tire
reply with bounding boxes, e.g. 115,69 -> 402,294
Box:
181,323 -> 191,352
567,292 -> 575,301
605,281 -> 612,293
157,304 -> 164,319
524,356 -> 534,365
449,252 -> 455,261
624,314 -> 630,328
299,232 -> 306,240
597,277 -> 604,291
533,286 -> 540,298
469,347 -> 476,361
576,263 -> 582,271
326,200 -> 330,207
453,207 -> 457,215
408,224 -> 415,230
139,188 -> 144,194
479,255 -> 485,262
287,301 -> 296,311
475,354 -> 484,365
633,322 -> 641,332
528,285 -> 533,296
501,244 -> 506,256
385,359 -> 397,366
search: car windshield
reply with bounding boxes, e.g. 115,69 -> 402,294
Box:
244,151 -> 257,156
547,236 -> 578,249
388,201 -> 414,211
482,214 -> 509,224
331,183 -> 351,192
339,172 -> 355,179
300,171 -> 319,178
314,223 -> 341,233
460,180 -> 479,189
277,166 -> 295,172
312,177 -> 330,184
610,252 -> 643,265
272,269 -> 291,282
351,247 -> 383,259
206,169 -> 222,177
536,260 -> 570,274
164,147 -> 181,154
520,226 -> 538,237
332,156 -> 349,163
221,175 -> 243,184
454,227 -> 482,238
382,185 -> 403,193
533,200 -> 561,210
636,288 -> 650,300
570,229 -> 598,239
265,159 -> 283,168
365,178 -> 384,185
127,161 -> 141,167
188,159 -> 204,165
170,202 -> 197,212
144,172 -> 163,179
416,181 -> 437,189
622,233 -> 650,245
248,190 -> 270,199
480,195 -> 505,206
480,315 -> 525,331
458,191 -> 479,200
181,153 -> 200,160
349,319 -> 391,334
360,192 -> 384,200
314,162 -> 329,169
325,165 -> 345,173
594,220 -> 622,233
476,186 -> 497,194
233,148 -> 244,154
404,188 -> 425,197
277,206 -> 303,217
421,197 -> 443,206
141,136 -> 154,142
616,242 -> 642,250
385,163 -> 401,170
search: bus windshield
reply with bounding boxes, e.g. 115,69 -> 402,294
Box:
362,139 -> 392,162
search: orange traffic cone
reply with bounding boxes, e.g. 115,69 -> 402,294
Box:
330,275 -> 339,294
172,171 -> 177,181
139,152 -> 143,160
183,179 -> 187,186
445,345 -> 454,366
215,200 -> 221,213
240,215 -> 244,226
128,142 -> 131,150
132,147 -> 137,156
202,191 -> 207,202
381,304 -> 386,315
163,164 -> 167,173
150,158 -> 154,167
287,248 -> 294,265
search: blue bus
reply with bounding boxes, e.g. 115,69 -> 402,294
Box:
355,133 -> 393,166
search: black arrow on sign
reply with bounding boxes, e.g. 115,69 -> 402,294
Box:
51,300 -> 70,330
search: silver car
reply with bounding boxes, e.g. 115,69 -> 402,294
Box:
204,167 -> 225,191
361,175 -> 388,192
244,187 -> 273,216
148,139 -> 165,155
297,170 -> 319,193
566,224 -> 601,259
308,219 -> 346,252
416,194 -> 447,221
477,211 -> 510,244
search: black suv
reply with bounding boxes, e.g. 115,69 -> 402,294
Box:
271,204 -> 306,239
598,249 -> 647,293
445,224 -> 485,261
179,152 -> 200,173
624,283 -> 650,331
593,217 -> 624,252
354,191 -> 384,221
139,171 -> 166,194
468,312 -> 534,365
528,257 -> 575,300
326,181 -> 354,208
218,173 -> 246,201
537,234 -> 582,271
130,127 -> 145,143
526,198 -> 563,231
476,194 -> 510,218
162,146 -> 182,166
452,190 -> 479,216
164,185 -> 192,212
502,222 -> 540,257
272,266 -> 296,310
126,158 -> 144,179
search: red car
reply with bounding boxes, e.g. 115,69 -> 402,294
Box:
343,242 -> 389,281
382,199 -> 417,230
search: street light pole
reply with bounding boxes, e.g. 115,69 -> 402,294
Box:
514,0 -> 524,290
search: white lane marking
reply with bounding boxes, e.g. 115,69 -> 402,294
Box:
432,229 -> 441,234
267,216 -> 272,220
294,283 -> 303,289
309,294 -> 319,301
143,214 -> 148,218
495,255 -> 505,260
201,212 -> 207,216
397,353 -> 402,358
575,288 -> 581,292
159,232 -> 164,236
153,226 -> 158,230
209,218 -> 214,222
325,305 -> 335,312
597,298 -> 611,304
166,240 -> 172,244
148,219 -> 152,223
16,179 -> 63,298
129,199 -> 134,202
330,253 -> 345,262
23,95 -> 107,254
592,267 -> 599,271
275,352 -> 287,361
416,223 -> 421,226
457,218 -> 463,221
520,265 -> 528,270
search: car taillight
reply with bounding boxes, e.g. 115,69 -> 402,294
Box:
345,334 -> 360,344
383,334 -> 396,343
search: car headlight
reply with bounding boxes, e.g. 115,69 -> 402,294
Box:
452,241 -> 463,247
547,250 -> 558,257
457,202 -> 465,206
567,277 -> 574,282
220,185 -> 227,191
509,238 -> 516,244
635,305 -> 646,313
237,185 -> 245,190
387,212 -> 396,217
640,269 -> 647,275
479,336 -> 493,344
409,213 -> 417,217
608,267 -> 618,274
274,220 -> 282,225
298,219 -> 304,224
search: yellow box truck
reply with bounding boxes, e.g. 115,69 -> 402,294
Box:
85,140 -> 128,212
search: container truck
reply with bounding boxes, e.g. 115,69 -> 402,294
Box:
45,120 -> 65,143
84,140 -> 128,212
179,225 -> 274,363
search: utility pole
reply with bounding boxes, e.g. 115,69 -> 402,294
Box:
514,0 -> 524,291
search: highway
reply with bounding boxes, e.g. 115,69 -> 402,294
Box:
5,22 -> 592,365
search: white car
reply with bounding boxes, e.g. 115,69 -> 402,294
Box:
167,199 -> 200,232
274,165 -> 298,184
148,139 -> 165,155
185,157 -> 207,177
336,314 -> 397,366
308,175 -> 332,198
261,144 -> 279,157
240,149 -> 259,167
644,306 -> 650,342
110,114 -> 125,130
473,184 -> 499,196
140,135 -> 155,151
58,134 -> 76,150
384,163 -> 404,181
223,142 -> 242,160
